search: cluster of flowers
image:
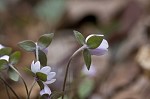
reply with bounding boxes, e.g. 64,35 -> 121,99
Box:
0,31 -> 108,98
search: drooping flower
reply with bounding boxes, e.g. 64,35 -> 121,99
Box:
31,61 -> 56,95
40,83 -> 52,96
86,34 -> 109,56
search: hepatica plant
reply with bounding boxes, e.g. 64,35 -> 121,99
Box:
0,31 -> 108,99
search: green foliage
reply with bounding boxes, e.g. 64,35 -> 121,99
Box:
86,35 -> 103,49
35,0 -> 65,23
18,40 -> 36,52
83,49 -> 91,70
37,33 -> 54,50
36,72 -> 47,82
78,79 -> 94,99
50,91 -> 64,99
0,47 -> 12,56
0,59 -> 8,70
38,50 -> 47,66
8,67 -> 19,81
74,30 -> 85,45
9,51 -> 21,65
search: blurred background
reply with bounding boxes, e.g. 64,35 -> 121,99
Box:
0,0 -> 150,99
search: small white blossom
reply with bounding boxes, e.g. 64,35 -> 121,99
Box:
31,61 -> 56,95
0,44 -> 4,49
0,55 -> 9,61
40,84 -> 51,96
0,44 -> 9,61
86,34 -> 109,56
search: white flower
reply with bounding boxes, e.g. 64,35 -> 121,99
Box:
0,44 -> 9,61
0,44 -> 4,49
0,55 -> 9,61
31,61 -> 56,95
86,34 -> 109,56
40,84 -> 51,96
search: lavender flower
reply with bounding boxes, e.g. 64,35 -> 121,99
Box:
31,61 -> 56,95
86,34 -> 109,56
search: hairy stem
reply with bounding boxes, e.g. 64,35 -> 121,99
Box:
35,44 -> 39,61
28,80 -> 36,99
9,65 -> 29,98
62,45 -> 86,99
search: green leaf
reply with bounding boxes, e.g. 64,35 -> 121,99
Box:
9,51 -> 21,65
86,35 -> 103,49
50,91 -> 64,99
8,67 -> 19,81
38,50 -> 47,66
83,49 -> 91,70
35,0 -> 65,23
78,79 -> 94,99
18,40 -> 36,52
0,47 -> 12,56
36,72 -> 47,81
37,33 -> 54,50
0,60 -> 8,70
73,30 -> 85,45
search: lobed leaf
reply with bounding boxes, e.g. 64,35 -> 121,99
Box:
38,50 -> 47,66
9,51 -> 21,65
8,67 -> 19,81
0,47 -> 12,56
37,33 -> 54,50
18,40 -> 36,52
86,35 -> 103,49
83,49 -> 91,70
74,30 -> 85,45
0,60 -> 8,70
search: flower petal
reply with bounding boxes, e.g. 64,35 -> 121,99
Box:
90,39 -> 108,56
31,61 -> 40,73
0,55 -> 9,61
0,44 -> 4,49
99,39 -> 109,49
90,47 -> 108,56
45,79 -> 56,84
47,72 -> 56,81
39,66 -> 51,75
40,84 -> 51,96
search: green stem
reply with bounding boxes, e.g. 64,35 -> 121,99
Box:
9,65 -> 29,98
4,83 -> 11,99
0,76 -> 20,99
62,45 -> 86,99
28,80 -> 36,99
